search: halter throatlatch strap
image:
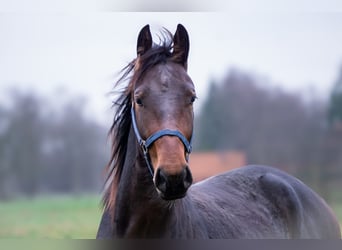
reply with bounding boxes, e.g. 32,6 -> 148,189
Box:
131,106 -> 193,177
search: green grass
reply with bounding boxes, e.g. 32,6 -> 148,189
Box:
0,195 -> 341,238
0,195 -> 102,239
331,202 -> 342,230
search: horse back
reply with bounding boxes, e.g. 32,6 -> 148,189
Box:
190,165 -> 341,239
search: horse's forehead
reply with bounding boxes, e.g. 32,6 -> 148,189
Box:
147,63 -> 190,89
160,68 -> 172,87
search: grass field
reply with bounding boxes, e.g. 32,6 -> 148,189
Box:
0,195 -> 341,238
0,195 -> 102,239
331,202 -> 342,229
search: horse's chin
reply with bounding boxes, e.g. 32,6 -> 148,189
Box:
156,188 -> 188,200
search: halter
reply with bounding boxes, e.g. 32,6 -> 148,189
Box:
131,105 -> 193,177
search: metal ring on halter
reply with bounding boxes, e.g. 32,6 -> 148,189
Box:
131,104 -> 193,177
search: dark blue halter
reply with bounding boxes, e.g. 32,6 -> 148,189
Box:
131,105 -> 192,177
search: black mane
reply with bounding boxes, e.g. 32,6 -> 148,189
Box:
103,29 -> 174,210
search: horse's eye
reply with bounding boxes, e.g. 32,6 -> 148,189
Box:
190,96 -> 197,104
136,98 -> 143,107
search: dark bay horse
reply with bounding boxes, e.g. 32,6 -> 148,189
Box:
96,24 -> 341,239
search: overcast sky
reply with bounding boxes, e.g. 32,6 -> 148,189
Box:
1,10 -> 342,124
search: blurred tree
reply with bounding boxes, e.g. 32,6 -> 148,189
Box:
328,65 -> 342,125
195,81 -> 227,150
0,105 -> 11,199
6,90 -> 44,197
195,68 -> 329,195
41,96 -> 107,194
325,64 -> 342,200
0,88 -> 108,200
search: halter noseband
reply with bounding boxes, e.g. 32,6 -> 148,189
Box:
131,105 -> 193,177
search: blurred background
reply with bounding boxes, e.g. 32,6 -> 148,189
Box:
1,4 -> 342,238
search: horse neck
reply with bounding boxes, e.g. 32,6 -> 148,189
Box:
113,127 -> 198,238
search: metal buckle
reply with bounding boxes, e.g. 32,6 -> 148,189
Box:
140,140 -> 148,154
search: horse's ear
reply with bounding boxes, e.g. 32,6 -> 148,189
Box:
172,24 -> 190,70
137,24 -> 152,56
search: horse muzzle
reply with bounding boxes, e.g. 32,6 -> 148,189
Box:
154,166 -> 193,200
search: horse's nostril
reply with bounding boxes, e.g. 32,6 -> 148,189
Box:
154,166 -> 193,200
183,166 -> 193,189
155,168 -> 167,193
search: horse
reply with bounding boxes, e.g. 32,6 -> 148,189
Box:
96,24 -> 341,239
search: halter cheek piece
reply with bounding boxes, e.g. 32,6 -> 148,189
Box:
131,105 -> 193,177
